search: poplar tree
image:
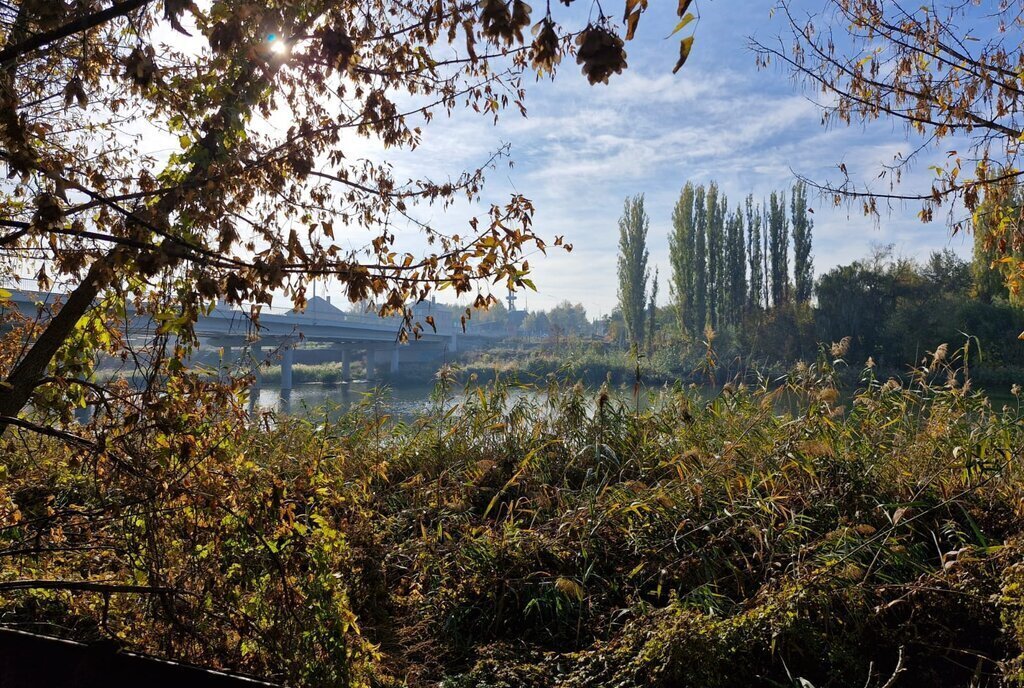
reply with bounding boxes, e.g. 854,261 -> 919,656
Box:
762,202 -> 771,307
617,195 -> 650,350
768,191 -> 790,307
705,183 -> 723,329
693,185 -> 709,333
791,181 -> 814,303
745,195 -> 764,311
718,193 -> 730,325
647,268 -> 659,356
669,183 -> 696,336
725,206 -> 746,325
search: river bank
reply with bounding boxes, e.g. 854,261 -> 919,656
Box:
6,352 -> 1024,686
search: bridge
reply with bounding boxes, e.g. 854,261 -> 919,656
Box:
195,295 -> 466,388
3,290 -> 494,391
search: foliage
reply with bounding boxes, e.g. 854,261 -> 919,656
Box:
768,190 -> 790,307
723,203 -> 746,325
668,181 -> 810,341
706,182 -> 724,329
815,247 -> 1024,372
694,184 -> 709,336
791,180 -> 814,304
669,182 -> 697,336
482,246 -> 1023,393
0,376 -> 373,685
507,302 -> 593,340
0,0 -> 710,435
746,194 -> 766,310
616,195 -> 650,350
753,0 -> 1024,292
547,301 -> 591,339
5,349 -> 1024,686
974,190 -> 1024,306
521,310 -> 551,338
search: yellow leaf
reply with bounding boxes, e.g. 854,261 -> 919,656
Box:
555,577 -> 585,601
667,12 -> 695,38
673,36 -> 695,74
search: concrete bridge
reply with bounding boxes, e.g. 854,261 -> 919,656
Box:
197,295 -> 465,388
3,290 -> 489,391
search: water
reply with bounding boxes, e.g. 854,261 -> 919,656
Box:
249,379 -> 571,421
248,378 -> 659,421
249,377 -> 1023,423
251,380 -> 443,418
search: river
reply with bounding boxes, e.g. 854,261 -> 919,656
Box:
252,380 -> 450,418
250,377 -> 1021,421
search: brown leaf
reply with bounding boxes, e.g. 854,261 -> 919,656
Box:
625,10 -> 641,41
672,36 -> 694,74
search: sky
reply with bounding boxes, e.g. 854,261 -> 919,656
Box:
148,2 -> 978,317
341,0 -> 979,317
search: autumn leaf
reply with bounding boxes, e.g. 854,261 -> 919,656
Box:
673,36 -> 695,73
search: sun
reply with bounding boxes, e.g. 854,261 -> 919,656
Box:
267,33 -> 289,54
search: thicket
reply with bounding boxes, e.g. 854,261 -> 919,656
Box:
482,248 -> 1024,391
3,346 -> 1024,686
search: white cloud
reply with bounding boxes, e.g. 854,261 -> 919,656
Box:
312,5 -> 975,314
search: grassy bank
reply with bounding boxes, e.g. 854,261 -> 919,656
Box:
455,343 -> 713,387
456,339 -> 1024,396
259,361 -> 358,385
3,348 -> 1024,686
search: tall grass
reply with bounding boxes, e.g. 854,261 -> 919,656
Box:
3,341 -> 1024,686
258,342 -> 1024,685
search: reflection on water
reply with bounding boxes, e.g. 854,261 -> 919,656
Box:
249,380 -> 579,420
251,381 -> 430,417
246,379 -> 1023,422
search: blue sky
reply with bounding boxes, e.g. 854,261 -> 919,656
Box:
325,2 -> 976,315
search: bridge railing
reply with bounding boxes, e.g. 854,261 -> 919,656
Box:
221,302 -> 465,335
1,289 -> 499,339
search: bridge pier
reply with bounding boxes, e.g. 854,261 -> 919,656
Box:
449,333 -> 458,353
364,350 -> 373,380
249,343 -> 263,382
281,345 -> 294,391
342,349 -> 351,381
390,346 -> 399,374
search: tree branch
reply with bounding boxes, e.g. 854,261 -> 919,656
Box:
0,0 -> 154,67
0,579 -> 175,595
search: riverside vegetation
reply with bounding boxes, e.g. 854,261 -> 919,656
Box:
6,1 -> 1024,687
3,341 -> 1024,687
462,244 -> 1024,393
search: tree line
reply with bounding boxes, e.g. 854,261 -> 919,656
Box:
487,181 -> 1021,378
617,181 -> 814,350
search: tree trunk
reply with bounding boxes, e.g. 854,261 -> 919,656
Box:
0,18 -> 302,433
0,260 -> 105,433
